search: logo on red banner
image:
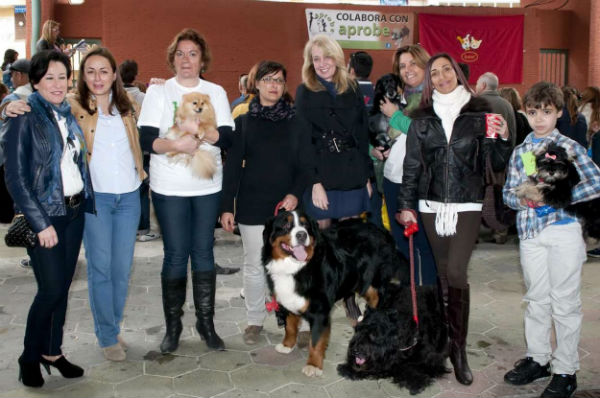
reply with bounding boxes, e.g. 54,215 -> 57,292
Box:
457,34 -> 482,63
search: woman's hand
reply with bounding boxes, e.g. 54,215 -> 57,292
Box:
220,212 -> 235,233
380,97 -> 399,118
280,194 -> 298,211
38,225 -> 58,249
201,126 -> 219,145
312,183 -> 329,210
371,146 -> 385,161
174,134 -> 199,155
366,180 -> 373,198
395,210 -> 417,226
486,114 -> 509,140
4,100 -> 31,118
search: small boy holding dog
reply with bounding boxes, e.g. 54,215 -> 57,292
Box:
503,81 -> 600,397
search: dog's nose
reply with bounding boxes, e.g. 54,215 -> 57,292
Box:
296,231 -> 307,242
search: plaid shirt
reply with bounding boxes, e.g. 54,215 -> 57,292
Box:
503,129 -> 600,240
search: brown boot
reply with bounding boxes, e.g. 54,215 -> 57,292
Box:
448,286 -> 473,385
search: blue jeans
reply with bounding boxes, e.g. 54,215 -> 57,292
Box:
84,189 -> 140,348
383,178 -> 438,286
152,191 -> 221,280
24,204 -> 84,361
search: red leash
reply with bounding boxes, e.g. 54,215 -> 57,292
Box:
404,222 -> 419,326
265,201 -> 286,312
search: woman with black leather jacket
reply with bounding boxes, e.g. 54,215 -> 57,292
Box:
397,53 -> 512,386
4,50 -> 93,388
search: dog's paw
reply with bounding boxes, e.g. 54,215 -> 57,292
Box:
302,365 -> 323,377
275,343 -> 294,354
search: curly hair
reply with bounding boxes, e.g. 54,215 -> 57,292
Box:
166,28 -> 211,76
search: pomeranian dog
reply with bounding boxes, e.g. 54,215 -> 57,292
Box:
165,92 -> 217,179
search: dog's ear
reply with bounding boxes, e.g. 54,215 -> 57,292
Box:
263,216 -> 276,245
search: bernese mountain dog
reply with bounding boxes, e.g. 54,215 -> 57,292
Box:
262,210 -> 407,377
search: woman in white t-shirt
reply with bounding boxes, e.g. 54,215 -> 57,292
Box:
138,29 -> 234,353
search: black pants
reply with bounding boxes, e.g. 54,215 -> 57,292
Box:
0,166 -> 15,223
22,204 -> 84,361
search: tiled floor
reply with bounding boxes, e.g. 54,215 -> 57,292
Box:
0,226 -> 599,398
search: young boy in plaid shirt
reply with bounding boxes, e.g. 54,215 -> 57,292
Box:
502,82 -> 600,398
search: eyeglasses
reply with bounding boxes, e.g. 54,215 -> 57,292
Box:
261,76 -> 285,85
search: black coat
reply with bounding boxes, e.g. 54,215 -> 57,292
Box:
221,112 -> 314,225
398,96 -> 513,210
295,83 -> 371,191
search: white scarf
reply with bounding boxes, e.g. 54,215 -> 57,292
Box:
431,85 -> 471,236
432,85 -> 472,142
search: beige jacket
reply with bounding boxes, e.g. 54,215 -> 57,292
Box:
67,93 -> 147,182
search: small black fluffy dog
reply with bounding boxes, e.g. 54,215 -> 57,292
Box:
369,73 -> 404,151
515,142 -> 600,239
337,284 -> 448,395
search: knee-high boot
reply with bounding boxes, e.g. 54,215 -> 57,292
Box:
448,286 -> 473,385
160,277 -> 187,353
192,270 -> 225,350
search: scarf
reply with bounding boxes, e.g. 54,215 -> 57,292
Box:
248,96 -> 295,122
317,75 -> 337,99
28,91 -> 87,168
430,85 -> 471,237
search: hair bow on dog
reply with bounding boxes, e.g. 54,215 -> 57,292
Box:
545,153 -> 557,160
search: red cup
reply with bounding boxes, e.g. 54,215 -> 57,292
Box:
485,113 -> 501,139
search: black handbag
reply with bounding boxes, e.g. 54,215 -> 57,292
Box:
481,155 -> 515,231
5,214 -> 37,248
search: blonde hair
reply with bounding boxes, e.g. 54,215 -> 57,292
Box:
41,20 -> 60,44
301,34 -> 354,94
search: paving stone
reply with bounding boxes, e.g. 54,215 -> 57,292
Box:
269,383 -> 328,398
231,365 -> 287,393
87,360 -> 143,384
198,350 -> 251,371
116,375 -> 174,398
145,354 -> 200,377
173,369 -> 232,396
326,378 -> 391,398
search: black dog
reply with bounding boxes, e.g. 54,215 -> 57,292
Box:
337,284 -> 448,395
515,142 -> 600,239
262,211 -> 406,377
369,73 -> 403,151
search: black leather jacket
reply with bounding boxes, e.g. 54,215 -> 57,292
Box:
4,104 -> 94,233
398,96 -> 513,210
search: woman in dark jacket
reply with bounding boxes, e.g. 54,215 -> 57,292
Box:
221,61 -> 314,345
397,53 -> 512,386
4,50 -> 93,387
295,34 -> 371,231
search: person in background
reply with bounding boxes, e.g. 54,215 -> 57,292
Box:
2,49 -> 18,91
475,72 -> 517,244
230,73 -> 248,109
397,53 -> 512,386
232,64 -> 258,119
0,59 -> 32,224
36,20 -> 72,56
221,60 -> 314,345
138,28 -> 235,353
4,49 -> 93,388
119,59 -> 161,243
0,82 -> 8,100
500,87 -> 532,146
348,51 -> 374,112
556,86 -> 588,148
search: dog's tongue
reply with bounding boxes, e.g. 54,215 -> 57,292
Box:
355,357 -> 366,365
292,245 -> 307,261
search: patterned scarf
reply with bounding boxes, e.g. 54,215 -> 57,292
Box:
248,96 -> 295,122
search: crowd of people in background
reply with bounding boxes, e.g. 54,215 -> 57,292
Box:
1,19 -> 600,398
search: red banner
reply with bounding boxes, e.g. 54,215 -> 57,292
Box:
419,14 -> 524,84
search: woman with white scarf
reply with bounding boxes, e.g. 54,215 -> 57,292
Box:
396,53 -> 512,385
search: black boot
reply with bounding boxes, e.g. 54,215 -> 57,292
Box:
18,355 -> 44,388
160,277 -> 187,353
192,270 -> 225,350
448,286 -> 473,385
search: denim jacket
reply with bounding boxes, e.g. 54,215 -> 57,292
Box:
4,94 -> 94,233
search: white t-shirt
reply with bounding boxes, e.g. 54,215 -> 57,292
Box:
137,78 -> 234,196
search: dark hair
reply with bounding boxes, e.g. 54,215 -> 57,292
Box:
254,60 -> 293,103
420,53 -> 472,108
2,49 -> 18,71
458,62 -> 470,81
119,59 -> 138,85
562,86 -> 579,125
0,82 -> 8,99
522,81 -> 564,111
166,28 -> 211,75
349,51 -> 373,80
29,50 -> 71,87
499,87 -> 523,112
77,47 -> 132,116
